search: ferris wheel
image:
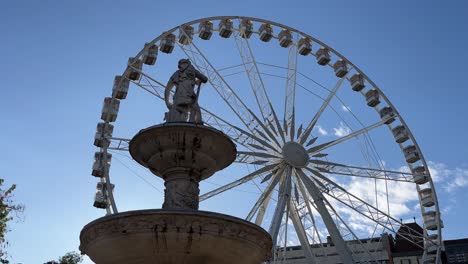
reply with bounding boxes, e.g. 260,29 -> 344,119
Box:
91,16 -> 444,263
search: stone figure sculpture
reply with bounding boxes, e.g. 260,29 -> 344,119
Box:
164,59 -> 208,123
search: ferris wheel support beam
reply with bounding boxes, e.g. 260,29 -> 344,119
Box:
289,196 -> 317,263
295,176 -> 334,263
255,191 -> 272,226
297,169 -> 356,264
299,76 -> 347,145
307,168 -> 428,250
320,194 -> 381,263
284,40 -> 298,141
268,166 -> 292,254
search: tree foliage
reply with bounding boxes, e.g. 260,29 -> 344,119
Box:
0,178 -> 24,263
58,252 -> 83,264
44,251 -> 83,264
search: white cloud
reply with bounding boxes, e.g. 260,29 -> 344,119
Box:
316,125 -> 328,136
333,122 -> 351,137
341,105 -> 350,112
427,161 -> 468,191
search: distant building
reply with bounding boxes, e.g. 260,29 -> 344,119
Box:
444,238 -> 468,264
280,222 -> 467,264
280,233 -> 393,263
392,222 -> 424,264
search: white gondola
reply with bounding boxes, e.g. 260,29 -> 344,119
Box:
127,57 -> 142,81
101,97 -> 120,122
259,23 -> 273,42
143,43 -> 158,65
365,89 -> 380,107
413,166 -> 429,184
97,182 -> 114,191
92,152 -> 112,177
219,19 -> 233,38
93,189 -> 107,209
316,47 -> 331,65
379,106 -> 396,124
426,234 -> 439,253
349,73 -> 365,91
297,37 -> 312,55
112,75 -> 130,100
423,211 -> 440,230
93,182 -> 115,209
178,25 -> 194,45
96,182 -> 114,191
198,21 -> 213,40
392,125 -> 409,143
420,188 -> 435,207
333,59 -> 348,77
403,145 -> 420,163
278,29 -> 292,48
160,33 -> 176,54
239,19 -> 253,38
94,122 -> 114,148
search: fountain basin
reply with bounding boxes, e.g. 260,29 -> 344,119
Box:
80,209 -> 272,264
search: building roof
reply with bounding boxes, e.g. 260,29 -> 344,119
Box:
393,222 -> 424,253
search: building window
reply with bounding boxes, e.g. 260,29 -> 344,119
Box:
400,259 -> 411,264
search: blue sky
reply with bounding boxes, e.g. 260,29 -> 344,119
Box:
1,1 -> 468,263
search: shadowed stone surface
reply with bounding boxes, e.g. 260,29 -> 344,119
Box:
81,123 -> 272,263
129,123 -> 236,210
80,210 -> 272,264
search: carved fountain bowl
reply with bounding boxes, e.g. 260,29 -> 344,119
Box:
129,123 -> 237,180
80,210 -> 272,264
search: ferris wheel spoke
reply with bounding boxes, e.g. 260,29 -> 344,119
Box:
131,72 -> 279,155
246,166 -> 285,222
234,25 -> 281,130
107,137 -> 130,151
307,119 -> 389,154
296,168 -> 356,264
199,163 -> 279,201
269,166 -> 292,250
289,197 -> 317,263
238,151 -> 280,159
202,110 -> 279,154
299,76 -> 347,145
177,35 -> 272,141
305,167 -> 426,249
236,151 -> 281,166
309,159 -> 414,182
284,40 -> 298,141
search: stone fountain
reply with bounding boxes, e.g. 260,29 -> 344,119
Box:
79,59 -> 272,264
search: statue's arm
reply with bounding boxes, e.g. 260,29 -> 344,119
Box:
194,69 -> 208,84
165,74 -> 177,109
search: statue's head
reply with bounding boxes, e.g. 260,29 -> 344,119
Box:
178,59 -> 191,71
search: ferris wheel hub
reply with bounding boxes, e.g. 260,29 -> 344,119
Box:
282,141 -> 309,168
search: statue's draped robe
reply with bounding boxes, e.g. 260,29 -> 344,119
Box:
166,64 -> 208,122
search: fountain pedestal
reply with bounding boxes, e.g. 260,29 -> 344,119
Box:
80,123 -> 272,264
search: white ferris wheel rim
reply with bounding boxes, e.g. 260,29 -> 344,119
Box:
94,16 -> 443,263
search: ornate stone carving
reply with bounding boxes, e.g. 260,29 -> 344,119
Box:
163,177 -> 200,210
